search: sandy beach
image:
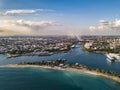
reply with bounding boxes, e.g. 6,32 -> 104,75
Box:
0,64 -> 120,83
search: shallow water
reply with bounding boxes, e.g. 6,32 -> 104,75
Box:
0,67 -> 120,90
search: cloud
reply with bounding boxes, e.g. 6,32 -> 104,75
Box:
99,20 -> 109,26
89,20 -> 110,31
4,10 -> 36,15
0,19 -> 61,36
2,19 -> 60,28
0,19 -> 82,36
0,9 -> 55,15
88,19 -> 120,35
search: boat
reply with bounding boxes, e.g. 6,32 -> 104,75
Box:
71,45 -> 76,48
7,53 -> 19,58
106,53 -> 120,62
106,58 -> 115,62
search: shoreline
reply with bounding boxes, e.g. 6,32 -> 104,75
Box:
0,64 -> 120,83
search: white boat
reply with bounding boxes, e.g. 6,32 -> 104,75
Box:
7,53 -> 19,58
71,45 -> 76,48
106,54 -> 114,60
107,58 -> 114,62
106,53 -> 120,62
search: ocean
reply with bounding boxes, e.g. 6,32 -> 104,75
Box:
0,67 -> 120,90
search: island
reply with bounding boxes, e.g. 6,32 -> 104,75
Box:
1,59 -> 120,83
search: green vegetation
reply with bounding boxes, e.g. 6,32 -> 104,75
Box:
18,60 -> 120,78
82,66 -> 120,78
19,59 -> 66,67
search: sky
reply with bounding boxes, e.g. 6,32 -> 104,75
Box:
0,0 -> 120,36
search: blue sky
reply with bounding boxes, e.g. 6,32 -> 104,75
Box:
0,0 -> 120,35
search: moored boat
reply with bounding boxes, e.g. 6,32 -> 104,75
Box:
106,53 -> 120,62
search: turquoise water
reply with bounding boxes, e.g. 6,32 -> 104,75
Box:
0,67 -> 120,90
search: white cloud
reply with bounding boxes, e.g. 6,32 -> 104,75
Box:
112,19 -> 120,28
99,20 -> 109,26
89,19 -> 120,31
3,19 -> 60,28
0,9 -> 55,15
0,19 -> 61,36
4,10 -> 36,15
89,26 -> 96,31
88,19 -> 120,35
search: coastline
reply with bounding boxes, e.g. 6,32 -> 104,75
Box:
0,64 -> 120,83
